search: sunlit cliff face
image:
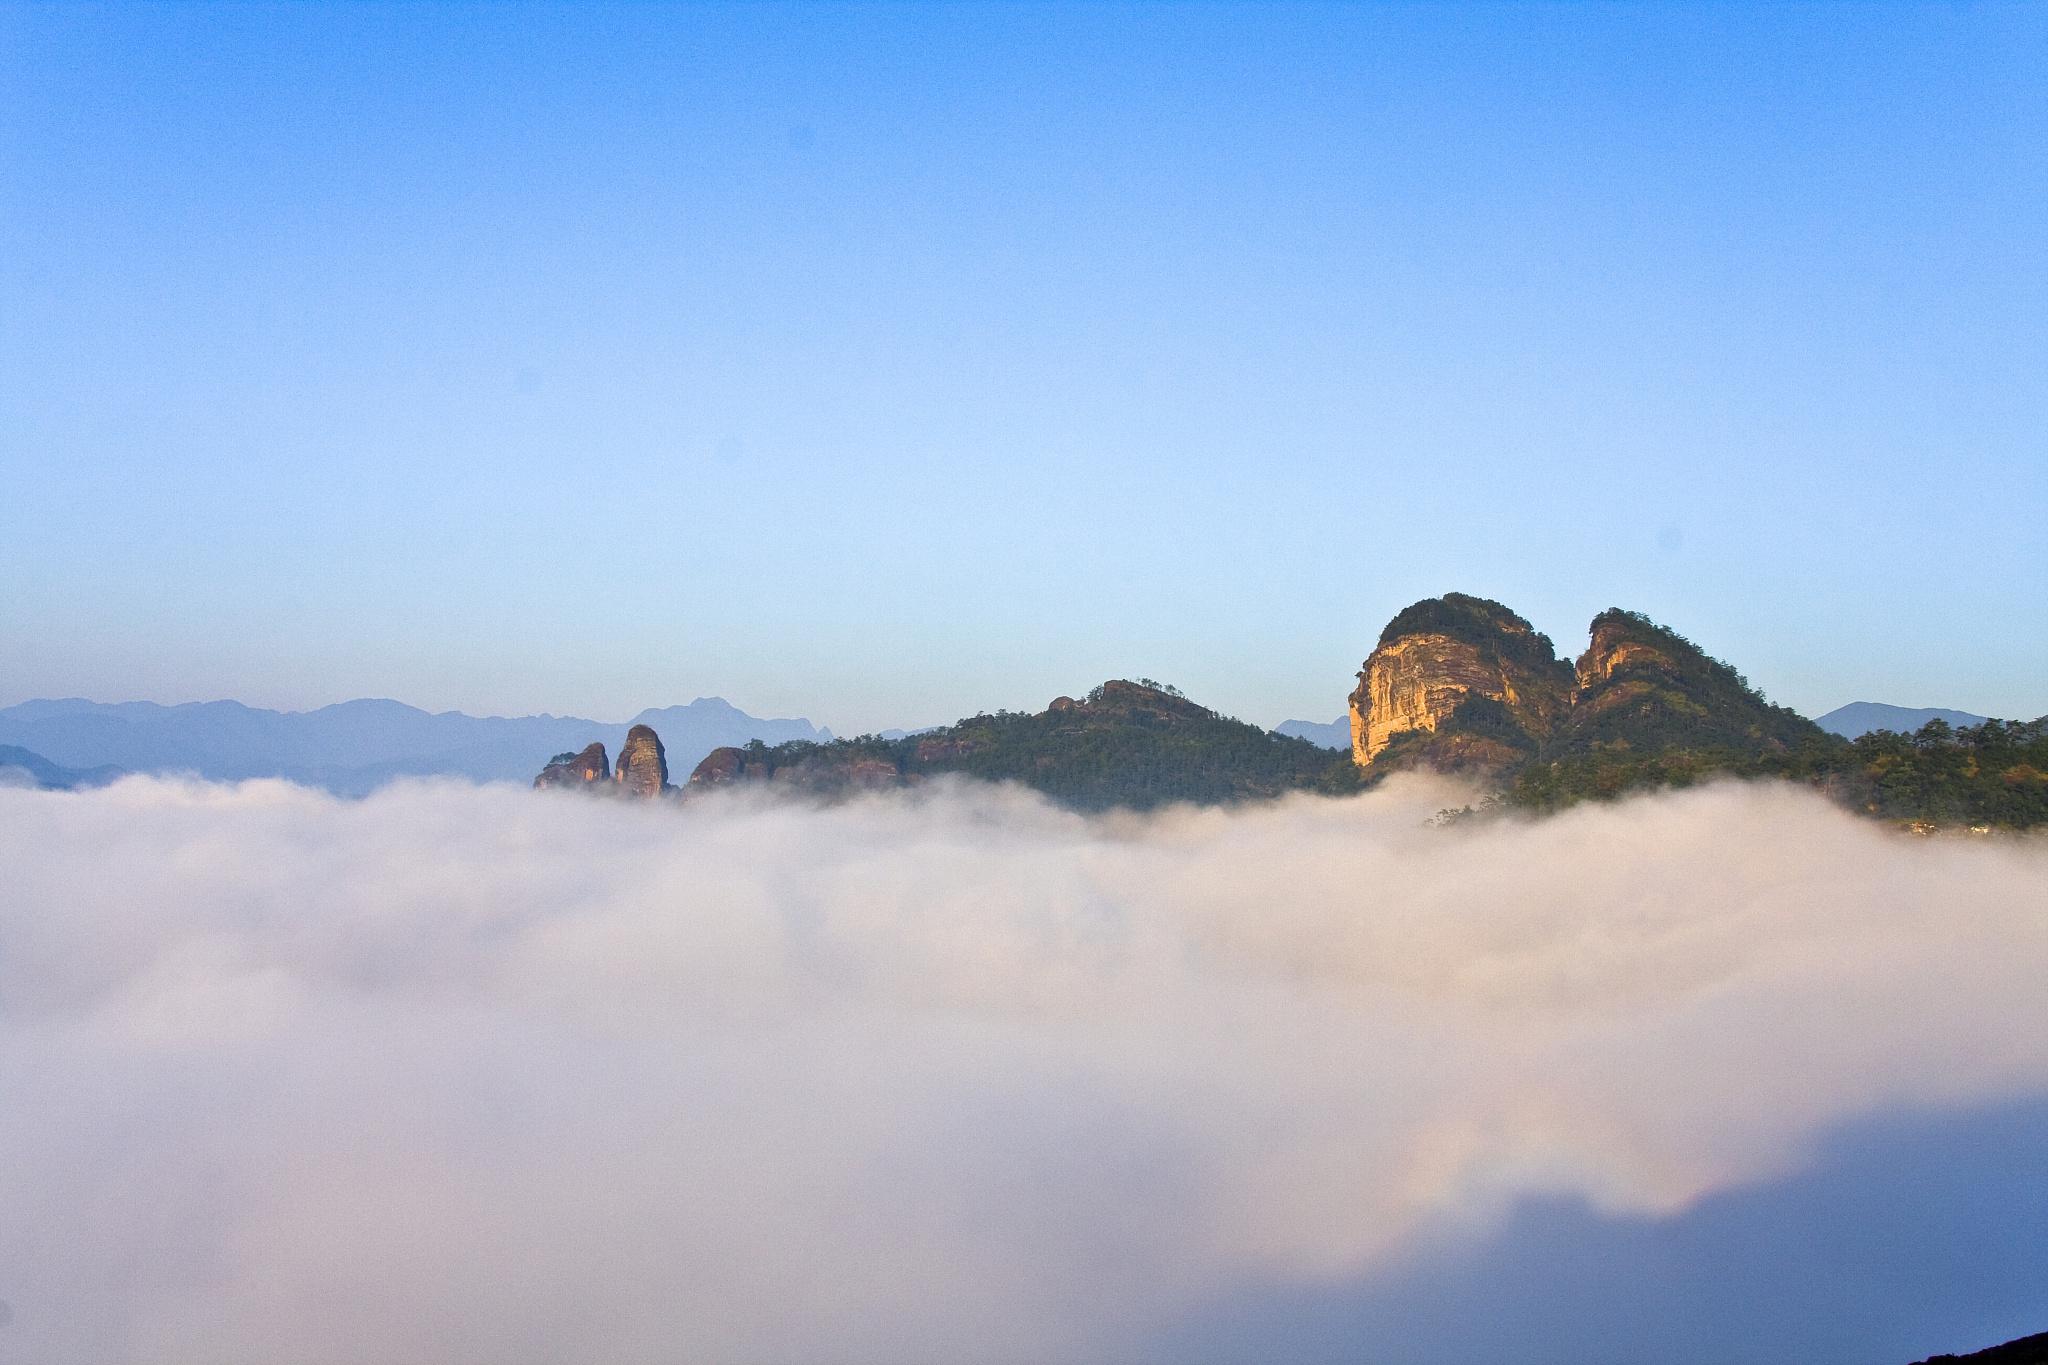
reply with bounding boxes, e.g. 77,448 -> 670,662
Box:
1345,597 -> 1576,774
2,775 -> 2045,1364
1350,632 -> 1509,763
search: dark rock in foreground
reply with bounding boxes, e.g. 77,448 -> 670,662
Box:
1911,1330 -> 2048,1365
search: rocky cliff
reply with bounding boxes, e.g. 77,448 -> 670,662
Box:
533,742 -> 610,789
1348,594 -> 1573,776
613,724 -> 669,797
1347,595 -> 1847,806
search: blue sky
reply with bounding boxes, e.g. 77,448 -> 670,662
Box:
3,2 -> 2042,733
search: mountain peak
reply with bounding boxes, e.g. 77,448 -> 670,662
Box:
1068,679 -> 1214,723
1350,594 -> 1574,774
1815,701 -> 1990,739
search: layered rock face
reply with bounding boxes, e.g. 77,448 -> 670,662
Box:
1348,594 -> 1572,775
1348,597 -> 1830,785
613,724 -> 669,798
1351,634 -> 1509,761
533,742 -> 610,789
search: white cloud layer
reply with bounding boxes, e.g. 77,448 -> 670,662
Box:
2,775 -> 2045,1363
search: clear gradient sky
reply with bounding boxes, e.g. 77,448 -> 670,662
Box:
3,2 -> 2043,734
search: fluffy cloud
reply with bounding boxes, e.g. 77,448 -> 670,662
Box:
1,775 -> 2044,1363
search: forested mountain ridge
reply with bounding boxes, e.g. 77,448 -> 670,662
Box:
682,679 -> 1356,811
528,596 -> 2044,828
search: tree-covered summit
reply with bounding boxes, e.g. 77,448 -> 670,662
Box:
685,679 -> 1359,812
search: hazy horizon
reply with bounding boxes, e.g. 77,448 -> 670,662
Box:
0,673 -> 2031,740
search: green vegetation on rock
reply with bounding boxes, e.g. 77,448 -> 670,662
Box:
691,679 -> 1359,811
1838,717 -> 2048,828
541,595 -> 2042,830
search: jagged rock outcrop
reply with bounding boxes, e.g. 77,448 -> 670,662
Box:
613,724 -> 669,797
1348,594 -> 1574,776
533,742 -> 610,789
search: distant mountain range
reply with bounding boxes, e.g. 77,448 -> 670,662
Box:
0,697 -> 831,796
1814,701 -> 1990,739
1273,718 -> 1350,750
0,744 -> 124,791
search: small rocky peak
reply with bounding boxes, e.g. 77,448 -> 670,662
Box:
534,742 -> 610,789
687,745 -> 762,788
613,724 -> 670,797
1079,680 -> 1214,723
1574,609 -> 1677,691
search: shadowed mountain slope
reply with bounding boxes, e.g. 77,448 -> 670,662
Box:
683,679 -> 1356,811
0,745 -> 124,790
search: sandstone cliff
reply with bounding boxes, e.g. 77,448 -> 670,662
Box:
533,742 -> 610,789
613,724 -> 669,797
1348,597 -> 1839,806
1348,594 -> 1573,776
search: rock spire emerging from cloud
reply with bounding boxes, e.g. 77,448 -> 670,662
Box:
613,724 -> 669,798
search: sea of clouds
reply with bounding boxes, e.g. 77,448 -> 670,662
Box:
2,774 -> 2045,1364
